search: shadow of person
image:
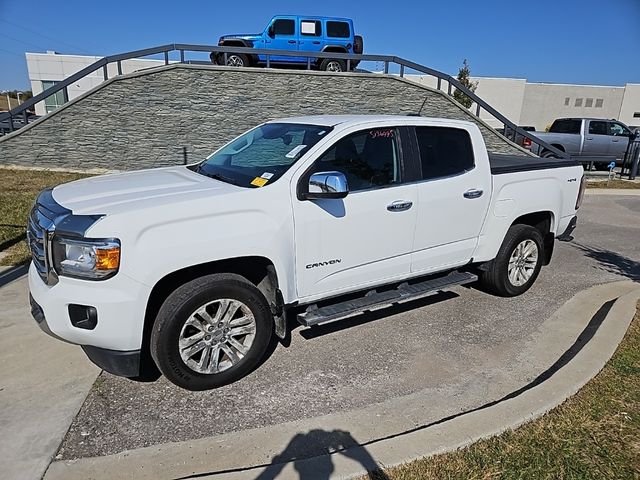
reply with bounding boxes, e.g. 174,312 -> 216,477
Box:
255,429 -> 388,480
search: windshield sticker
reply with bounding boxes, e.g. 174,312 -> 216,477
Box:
285,145 -> 307,158
260,172 -> 274,180
370,129 -> 394,138
250,177 -> 269,187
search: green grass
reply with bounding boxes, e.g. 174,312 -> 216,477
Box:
586,179 -> 640,189
368,305 -> 640,480
0,168 -> 90,266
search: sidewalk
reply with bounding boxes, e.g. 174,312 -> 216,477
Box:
0,275 -> 99,480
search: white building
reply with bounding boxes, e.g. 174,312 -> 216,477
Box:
25,51 -> 640,130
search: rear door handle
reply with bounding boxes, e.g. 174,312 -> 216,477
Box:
312,41 -> 320,44
463,189 -> 483,199
387,200 -> 413,212
288,40 -> 296,44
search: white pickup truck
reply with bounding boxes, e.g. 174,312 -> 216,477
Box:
28,115 -> 585,390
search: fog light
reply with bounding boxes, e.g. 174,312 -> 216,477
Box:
69,304 -> 98,330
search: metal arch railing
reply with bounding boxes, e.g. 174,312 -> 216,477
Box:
0,43 -> 568,159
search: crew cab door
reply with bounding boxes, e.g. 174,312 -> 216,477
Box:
584,120 -> 610,157
409,125 -> 492,273
264,16 -> 302,63
298,19 -> 323,60
292,127 -> 418,300
608,121 -> 632,160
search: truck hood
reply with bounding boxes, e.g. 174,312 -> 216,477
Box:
52,166 -> 240,216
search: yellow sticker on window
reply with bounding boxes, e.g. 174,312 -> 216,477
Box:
251,177 -> 269,187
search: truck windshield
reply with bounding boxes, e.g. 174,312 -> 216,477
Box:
195,123 -> 332,188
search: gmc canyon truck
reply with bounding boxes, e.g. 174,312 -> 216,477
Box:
212,15 -> 363,71
531,117 -> 638,169
28,116 -> 585,391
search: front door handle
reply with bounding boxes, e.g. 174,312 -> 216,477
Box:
463,189 -> 483,199
387,200 -> 413,212
312,41 -> 321,44
288,40 -> 296,44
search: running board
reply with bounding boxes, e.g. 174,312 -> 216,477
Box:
297,271 -> 477,327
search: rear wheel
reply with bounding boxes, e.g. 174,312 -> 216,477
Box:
320,58 -> 346,72
151,273 -> 273,391
479,225 -> 544,297
541,150 -> 560,159
224,53 -> 249,67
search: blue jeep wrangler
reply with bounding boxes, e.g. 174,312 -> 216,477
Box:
212,15 -> 363,72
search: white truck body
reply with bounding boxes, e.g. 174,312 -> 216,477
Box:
28,115 -> 585,388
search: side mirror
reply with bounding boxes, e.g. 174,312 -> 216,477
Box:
305,171 -> 348,200
268,25 -> 275,37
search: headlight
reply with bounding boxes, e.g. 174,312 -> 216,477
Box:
52,237 -> 120,280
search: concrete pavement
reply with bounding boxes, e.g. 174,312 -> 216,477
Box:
0,273 -> 99,480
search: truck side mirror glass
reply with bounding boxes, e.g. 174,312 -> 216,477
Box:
305,171 -> 348,200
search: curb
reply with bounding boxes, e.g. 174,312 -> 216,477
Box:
585,188 -> 640,196
44,281 -> 640,480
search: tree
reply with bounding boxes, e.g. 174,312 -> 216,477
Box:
453,59 -> 478,109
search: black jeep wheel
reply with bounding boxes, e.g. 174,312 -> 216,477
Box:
320,58 -> 346,72
224,53 -> 250,67
150,273 -> 273,391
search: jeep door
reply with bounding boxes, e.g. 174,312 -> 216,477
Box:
298,19 -> 323,62
264,16 -> 303,63
292,126 -> 418,300
409,125 -> 492,273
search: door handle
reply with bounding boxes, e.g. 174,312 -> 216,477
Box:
612,139 -> 620,142
586,137 -> 593,140
288,40 -> 296,44
463,189 -> 483,199
387,200 -> 413,212
312,41 -> 320,44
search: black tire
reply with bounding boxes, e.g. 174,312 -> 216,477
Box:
594,162 -> 609,171
353,35 -> 364,54
224,53 -> 250,67
479,224 -> 544,297
320,58 -> 346,72
150,273 -> 273,391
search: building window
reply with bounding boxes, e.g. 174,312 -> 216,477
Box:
595,98 -> 604,108
42,80 -> 65,113
564,97 -> 570,106
585,98 -> 593,107
634,112 -> 640,118
574,98 -> 583,107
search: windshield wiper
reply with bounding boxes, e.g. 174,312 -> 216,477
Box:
196,166 -> 240,186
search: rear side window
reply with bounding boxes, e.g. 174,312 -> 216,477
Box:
549,119 -> 581,134
415,127 -> 475,180
273,19 -> 295,35
300,20 -> 321,36
588,121 -> 608,135
326,21 -> 350,38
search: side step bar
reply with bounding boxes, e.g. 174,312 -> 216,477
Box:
297,270 -> 477,327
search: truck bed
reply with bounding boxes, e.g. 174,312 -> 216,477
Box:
489,153 -> 580,175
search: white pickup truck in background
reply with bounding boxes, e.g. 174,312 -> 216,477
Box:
28,115 -> 585,390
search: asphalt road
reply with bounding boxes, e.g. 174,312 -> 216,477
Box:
58,194 -> 640,459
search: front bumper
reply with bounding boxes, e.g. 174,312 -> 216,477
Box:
28,263 -> 151,352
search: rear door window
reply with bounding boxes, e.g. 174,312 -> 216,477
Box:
549,119 -> 581,134
273,19 -> 295,36
588,121 -> 608,135
300,20 -> 321,36
326,21 -> 350,38
415,127 -> 475,180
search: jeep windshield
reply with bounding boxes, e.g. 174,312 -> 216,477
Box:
195,123 -> 332,188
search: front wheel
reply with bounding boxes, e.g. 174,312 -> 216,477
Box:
320,58 -> 346,72
224,53 -> 250,67
150,273 -> 273,390
479,224 -> 544,297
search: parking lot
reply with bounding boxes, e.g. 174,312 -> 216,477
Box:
37,192 -> 635,461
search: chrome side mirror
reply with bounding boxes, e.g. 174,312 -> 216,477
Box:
305,171 -> 348,199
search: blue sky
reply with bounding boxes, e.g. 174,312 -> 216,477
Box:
0,0 -> 638,91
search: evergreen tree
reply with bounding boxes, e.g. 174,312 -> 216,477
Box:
453,59 -> 478,109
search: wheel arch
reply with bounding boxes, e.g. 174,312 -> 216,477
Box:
140,256 -> 283,375
510,210 -> 555,265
